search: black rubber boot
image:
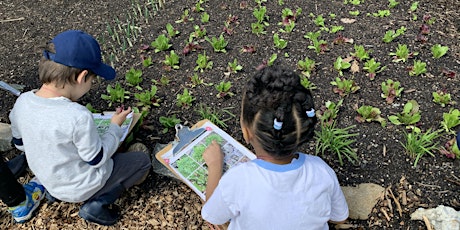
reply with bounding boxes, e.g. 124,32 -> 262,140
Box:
78,184 -> 124,226
6,153 -> 27,178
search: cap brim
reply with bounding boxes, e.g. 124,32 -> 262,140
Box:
92,63 -> 116,80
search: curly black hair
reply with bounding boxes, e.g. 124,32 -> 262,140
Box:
241,65 -> 317,158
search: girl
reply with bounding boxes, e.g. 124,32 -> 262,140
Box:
201,65 -> 348,230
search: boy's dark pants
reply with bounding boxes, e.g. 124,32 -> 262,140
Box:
0,158 -> 25,207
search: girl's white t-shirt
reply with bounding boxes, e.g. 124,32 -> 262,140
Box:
201,153 -> 349,230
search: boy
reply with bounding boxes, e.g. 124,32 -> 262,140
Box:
9,30 -> 151,226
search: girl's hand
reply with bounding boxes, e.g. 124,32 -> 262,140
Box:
111,106 -> 132,126
203,140 -> 224,169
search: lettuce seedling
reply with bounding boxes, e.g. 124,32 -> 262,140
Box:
159,115 -> 181,134
351,45 -> 371,61
297,56 -> 316,77
441,109 -> 460,134
201,12 -> 210,23
388,100 -> 421,132
125,68 -> 143,89
205,34 -> 228,53
364,58 -> 386,80
355,105 -> 387,127
317,99 -> 343,126
433,90 -> 454,107
333,56 -> 352,76
431,44 -> 449,59
215,81 -> 234,98
194,51 -> 213,72
388,0 -> 399,8
389,44 -> 418,62
142,56 -> 153,67
176,88 -> 195,108
381,79 -> 403,104
300,75 -> 317,90
175,9 -> 194,23
382,26 -> 406,43
166,23 -> 180,37
279,7 -> 301,33
163,50 -> 180,70
372,10 -> 391,17
273,33 -> 288,49
439,138 -> 460,159
134,85 -> 161,109
331,77 -> 360,97
305,31 -> 328,54
408,60 -> 427,77
101,82 -> 130,107
253,6 -> 269,24
151,34 -> 172,53
227,59 -> 243,73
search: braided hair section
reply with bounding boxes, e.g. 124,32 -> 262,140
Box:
241,65 -> 317,158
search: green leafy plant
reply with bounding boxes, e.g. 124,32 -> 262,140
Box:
194,51 -> 213,72
351,45 -> 371,61
355,105 -> 387,127
251,6 -> 269,35
410,1 -> 419,12
278,8 -> 301,33
381,79 -> 403,104
331,77 -> 360,97
176,88 -> 195,108
388,0 -> 399,8
431,44 -> 449,59
85,103 -> 99,113
101,82 -> 130,107
315,122 -> 359,166
389,44 -> 418,62
215,81 -> 234,98
382,26 -> 406,43
142,56 -> 153,67
304,31 -> 328,54
439,138 -> 460,159
297,57 -> 316,77
205,34 -> 228,53
268,53 -> 277,66
159,115 -> 181,133
317,99 -> 343,125
189,73 -> 212,88
159,76 -> 170,86
349,10 -> 360,16
166,23 -> 180,37
433,91 -> 454,107
192,25 -> 207,39
372,10 -> 391,17
388,100 -> 421,132
175,9 -> 194,23
299,75 -> 317,90
333,56 -> 352,76
227,58 -> 243,73
402,128 -> 441,167
201,12 -> 210,23
125,67 -> 143,89
330,25 -> 344,33
313,14 -> 326,28
134,85 -> 161,109
195,104 -> 235,128
163,50 -> 180,69
151,34 -> 172,53
408,60 -> 427,77
363,58 -> 386,80
273,33 -> 288,49
441,109 -> 460,134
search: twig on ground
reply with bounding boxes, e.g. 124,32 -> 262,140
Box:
0,17 -> 25,23
388,187 -> 403,217
422,215 -> 433,230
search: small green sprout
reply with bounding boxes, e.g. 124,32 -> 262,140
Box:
201,12 -> 210,23
382,26 -> 406,43
268,54 -> 277,66
175,9 -> 194,23
389,44 -> 418,62
125,68 -> 143,89
330,25 -> 344,33
166,23 -> 180,37
176,88 -> 195,108
313,14 -> 325,28
408,60 -> 427,77
410,1 -> 419,12
273,33 -> 288,49
372,10 -> 391,17
163,50 -> 180,70
101,82 -> 130,107
300,75 -> 317,90
215,81 -> 234,98
388,100 -> 421,132
151,34 -> 172,53
142,56 -> 153,67
431,44 -> 449,59
159,115 -> 181,133
194,51 -> 213,72
304,31 -> 328,54
134,85 -> 161,109
253,6 -> 269,25
333,56 -> 352,76
381,79 -> 403,104
189,73 -> 212,88
192,25 -> 207,38
355,105 -> 387,127
205,34 -> 228,53
349,11 -> 360,16
317,99 -> 343,125
227,59 -> 243,73
363,58 -> 386,80
297,56 -> 316,77
351,45 -> 371,61
331,77 -> 360,97
441,109 -> 460,134
432,91 -> 454,107
388,0 -> 399,8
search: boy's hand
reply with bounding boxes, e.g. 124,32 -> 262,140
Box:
111,106 -> 132,126
203,140 -> 224,169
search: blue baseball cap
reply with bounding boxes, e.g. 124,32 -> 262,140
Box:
43,30 -> 116,80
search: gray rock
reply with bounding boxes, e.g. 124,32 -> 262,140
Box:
0,123 -> 13,152
342,183 -> 385,220
410,205 -> 460,230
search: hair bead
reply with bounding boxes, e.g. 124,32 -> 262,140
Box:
273,118 -> 283,130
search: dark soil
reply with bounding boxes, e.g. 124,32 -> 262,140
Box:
1,0 -> 459,229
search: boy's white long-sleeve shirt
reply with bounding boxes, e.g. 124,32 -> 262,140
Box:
9,91 -> 123,202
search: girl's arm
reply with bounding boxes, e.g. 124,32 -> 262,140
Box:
203,140 -> 224,201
